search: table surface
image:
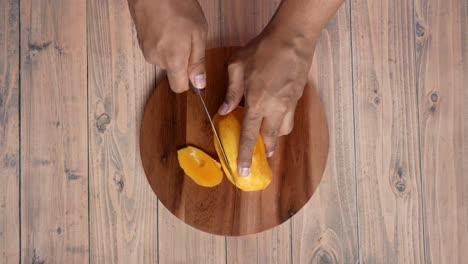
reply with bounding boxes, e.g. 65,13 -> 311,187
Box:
0,0 -> 467,263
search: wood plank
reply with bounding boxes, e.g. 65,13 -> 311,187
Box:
257,222 -> 291,264
220,0 -> 257,46
158,207 -> 226,263
156,0 -> 226,262
87,0 -> 158,262
20,0 -> 88,263
414,0 -> 468,262
227,235 -> 257,264
292,2 -> 359,263
0,0 -> 19,263
351,0 -> 425,262
202,0 -> 222,49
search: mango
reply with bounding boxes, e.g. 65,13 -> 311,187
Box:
213,107 -> 272,191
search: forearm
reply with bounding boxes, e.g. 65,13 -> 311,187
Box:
265,0 -> 345,47
127,0 -> 138,22
127,0 -> 146,36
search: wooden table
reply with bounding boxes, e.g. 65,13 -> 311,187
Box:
0,0 -> 467,263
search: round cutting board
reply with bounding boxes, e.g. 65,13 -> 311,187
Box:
140,47 -> 329,236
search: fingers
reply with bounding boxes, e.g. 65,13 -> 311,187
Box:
188,31 -> 207,89
279,99 -> 298,135
167,62 -> 190,93
237,110 -> 262,176
260,113 -> 284,157
218,64 -> 244,115
167,30 -> 205,93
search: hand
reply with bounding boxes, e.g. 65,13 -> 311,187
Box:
128,0 -> 208,92
218,30 -> 317,176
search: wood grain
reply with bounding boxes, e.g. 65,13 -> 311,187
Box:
351,0 -> 425,262
155,0 -> 226,263
200,0 -> 222,49
257,221 -> 291,264
0,0 -> 19,263
414,0 -> 468,262
158,206 -> 226,264
292,1 -> 359,263
226,234 -> 257,264
87,0 -> 158,262
20,0 -> 88,263
220,0 -> 256,47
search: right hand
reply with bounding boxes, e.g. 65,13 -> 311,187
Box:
129,0 -> 208,92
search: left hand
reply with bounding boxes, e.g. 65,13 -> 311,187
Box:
217,30 -> 317,176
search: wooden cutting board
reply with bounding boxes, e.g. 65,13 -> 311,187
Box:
140,47 -> 329,236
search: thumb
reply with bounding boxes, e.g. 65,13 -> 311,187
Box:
188,32 -> 207,89
218,63 -> 244,115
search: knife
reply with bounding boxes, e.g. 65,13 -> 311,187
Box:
191,86 -> 240,195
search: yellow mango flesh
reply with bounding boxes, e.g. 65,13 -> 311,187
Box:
177,146 -> 223,187
213,107 -> 272,191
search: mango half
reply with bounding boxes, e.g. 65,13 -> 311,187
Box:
177,107 -> 272,191
212,107 -> 272,191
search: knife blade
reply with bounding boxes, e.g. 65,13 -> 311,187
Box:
191,86 -> 240,195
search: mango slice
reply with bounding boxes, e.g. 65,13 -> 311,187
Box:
177,146 -> 223,187
213,107 -> 272,191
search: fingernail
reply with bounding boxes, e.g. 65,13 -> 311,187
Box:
218,102 -> 229,114
194,73 -> 206,89
239,167 -> 250,177
266,151 -> 274,157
